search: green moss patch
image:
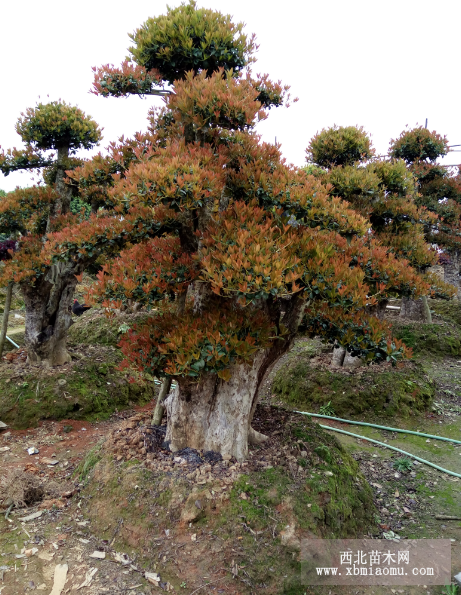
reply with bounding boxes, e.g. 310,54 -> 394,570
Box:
394,321 -> 461,357
430,298 -> 461,327
272,356 -> 434,418
0,347 -> 156,429
389,299 -> 461,358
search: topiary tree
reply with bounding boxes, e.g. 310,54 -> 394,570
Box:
389,126 -> 461,297
306,125 -> 374,169
306,125 -> 455,323
39,2 -> 436,459
0,101 -> 103,365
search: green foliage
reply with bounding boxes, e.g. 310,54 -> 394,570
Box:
302,164 -> 326,178
389,126 -> 449,163
70,196 -> 91,219
306,125 -> 374,168
393,457 -> 413,472
16,101 -> 102,151
409,160 -> 461,252
0,147 -> 54,176
0,190 -> 6,197
128,0 -> 255,85
326,164 -> 381,203
309,125 -> 439,273
318,401 -> 336,416
368,158 -> 417,196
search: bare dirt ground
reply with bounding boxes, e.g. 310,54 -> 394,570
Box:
0,404 -> 163,594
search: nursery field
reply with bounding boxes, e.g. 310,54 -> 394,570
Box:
1,300 -> 460,595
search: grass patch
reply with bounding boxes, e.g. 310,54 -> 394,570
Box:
75,441 -> 104,483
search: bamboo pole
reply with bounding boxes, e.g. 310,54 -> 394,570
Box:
0,283 -> 13,358
421,294 -> 432,324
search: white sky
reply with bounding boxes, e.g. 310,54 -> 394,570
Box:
1,0 -> 460,192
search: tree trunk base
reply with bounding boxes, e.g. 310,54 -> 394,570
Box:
27,340 -> 72,367
331,346 -> 362,368
165,352 -> 266,461
248,427 -> 268,445
400,297 -> 425,321
332,346 -> 346,367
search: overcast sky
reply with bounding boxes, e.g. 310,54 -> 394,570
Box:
1,0 -> 460,192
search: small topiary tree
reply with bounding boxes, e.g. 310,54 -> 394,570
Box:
0,101 -> 103,364
306,125 -> 455,324
389,126 -> 461,297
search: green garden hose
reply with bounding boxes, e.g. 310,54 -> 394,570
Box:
6,336 -> 19,349
294,411 -> 461,445
316,424 -> 461,479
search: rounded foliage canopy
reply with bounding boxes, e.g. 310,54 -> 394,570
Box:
128,0 -> 255,85
16,101 -> 102,152
306,125 -> 374,169
389,127 -> 449,163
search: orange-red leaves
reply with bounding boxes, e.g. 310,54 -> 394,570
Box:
108,140 -> 226,212
91,61 -> 163,98
88,236 -> 198,306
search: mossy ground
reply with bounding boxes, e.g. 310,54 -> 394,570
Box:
393,321 -> 461,357
77,412 -> 376,594
272,355 -> 434,419
272,299 -> 461,420
0,346 -> 156,429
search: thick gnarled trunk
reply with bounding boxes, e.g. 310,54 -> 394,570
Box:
21,265 -> 78,366
165,351 -> 267,460
443,251 -> 460,298
165,294 -> 306,460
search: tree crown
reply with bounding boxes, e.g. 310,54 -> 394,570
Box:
16,101 -> 102,152
389,126 -> 449,163
306,125 -> 374,168
128,0 -> 256,85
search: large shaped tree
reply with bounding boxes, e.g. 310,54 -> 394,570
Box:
41,2 -> 435,459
